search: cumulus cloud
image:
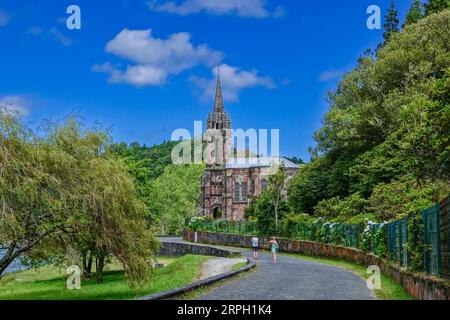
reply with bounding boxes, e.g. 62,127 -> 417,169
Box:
0,10 -> 10,26
0,95 -> 30,115
93,28 -> 223,87
148,0 -> 284,18
318,69 -> 345,82
190,63 -> 275,102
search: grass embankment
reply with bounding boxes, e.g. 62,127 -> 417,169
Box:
0,255 -> 210,300
280,252 -> 412,300
230,261 -> 248,271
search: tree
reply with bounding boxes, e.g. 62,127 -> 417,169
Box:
268,164 -> 287,229
383,0 -> 400,44
0,112 -> 159,287
284,156 -> 304,165
0,111 -> 79,276
73,157 -> 158,284
424,0 -> 450,15
288,10 -> 450,222
404,0 -> 423,26
148,164 -> 204,235
253,190 -> 289,237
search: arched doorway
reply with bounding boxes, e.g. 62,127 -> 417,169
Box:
212,207 -> 222,220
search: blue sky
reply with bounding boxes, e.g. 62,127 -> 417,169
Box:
0,0 -> 414,161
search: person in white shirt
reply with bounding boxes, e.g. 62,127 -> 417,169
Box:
251,236 -> 259,260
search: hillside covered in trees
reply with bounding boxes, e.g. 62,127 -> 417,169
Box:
288,4 -> 450,224
108,141 -> 204,235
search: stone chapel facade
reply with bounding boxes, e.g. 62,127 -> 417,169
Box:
199,74 -> 299,221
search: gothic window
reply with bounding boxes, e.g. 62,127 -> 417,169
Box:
261,179 -> 268,192
234,181 -> 248,203
242,182 -> 248,201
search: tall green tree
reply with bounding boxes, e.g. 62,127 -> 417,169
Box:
148,164 -> 204,235
252,190 -> 289,237
424,0 -> 450,15
383,0 -> 400,43
404,0 -> 424,26
268,164 -> 287,229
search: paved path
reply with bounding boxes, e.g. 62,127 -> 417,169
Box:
199,258 -> 248,280
159,237 -> 375,300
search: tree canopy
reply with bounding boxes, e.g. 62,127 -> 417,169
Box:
288,9 -> 450,223
0,110 -> 158,285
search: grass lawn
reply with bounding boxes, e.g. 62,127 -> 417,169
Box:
280,252 -> 412,300
0,255 -> 210,300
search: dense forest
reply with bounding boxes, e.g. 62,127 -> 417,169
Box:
287,3 -> 450,224
108,141 -> 204,235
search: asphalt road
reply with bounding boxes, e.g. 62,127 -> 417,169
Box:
159,237 -> 375,300
196,249 -> 375,300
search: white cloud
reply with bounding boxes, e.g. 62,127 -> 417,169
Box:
29,27 -> 73,46
148,0 -> 284,18
94,28 -> 223,87
0,95 -> 30,115
190,63 -> 275,102
0,10 -> 11,26
318,69 -> 345,82
50,28 -> 73,46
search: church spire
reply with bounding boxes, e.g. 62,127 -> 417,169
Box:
206,68 -> 231,130
213,69 -> 224,113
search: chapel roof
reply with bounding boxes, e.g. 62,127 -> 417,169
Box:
225,157 -> 299,169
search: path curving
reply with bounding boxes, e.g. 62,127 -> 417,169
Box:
197,249 -> 375,300
160,238 -> 375,300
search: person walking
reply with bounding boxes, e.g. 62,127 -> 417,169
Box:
269,237 -> 279,264
251,235 -> 259,260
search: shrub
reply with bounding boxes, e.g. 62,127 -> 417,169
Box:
405,214 -> 430,272
373,225 -> 388,257
313,193 -> 369,222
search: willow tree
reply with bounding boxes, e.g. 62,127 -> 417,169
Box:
42,116 -> 159,286
0,109 -> 77,276
75,157 -> 159,284
0,111 -> 158,286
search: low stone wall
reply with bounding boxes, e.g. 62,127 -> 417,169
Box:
158,240 -> 241,258
184,230 -> 450,300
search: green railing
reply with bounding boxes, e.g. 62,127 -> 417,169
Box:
188,194 -> 450,277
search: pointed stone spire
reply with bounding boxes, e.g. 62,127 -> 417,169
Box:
206,68 -> 231,130
213,69 -> 224,113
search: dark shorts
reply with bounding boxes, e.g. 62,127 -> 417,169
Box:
252,246 -> 259,252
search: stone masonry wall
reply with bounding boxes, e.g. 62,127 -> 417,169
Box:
184,230 -> 450,300
159,240 -> 241,258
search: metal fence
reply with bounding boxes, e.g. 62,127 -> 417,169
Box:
423,204 -> 441,275
189,194 -> 450,277
441,196 -> 450,277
